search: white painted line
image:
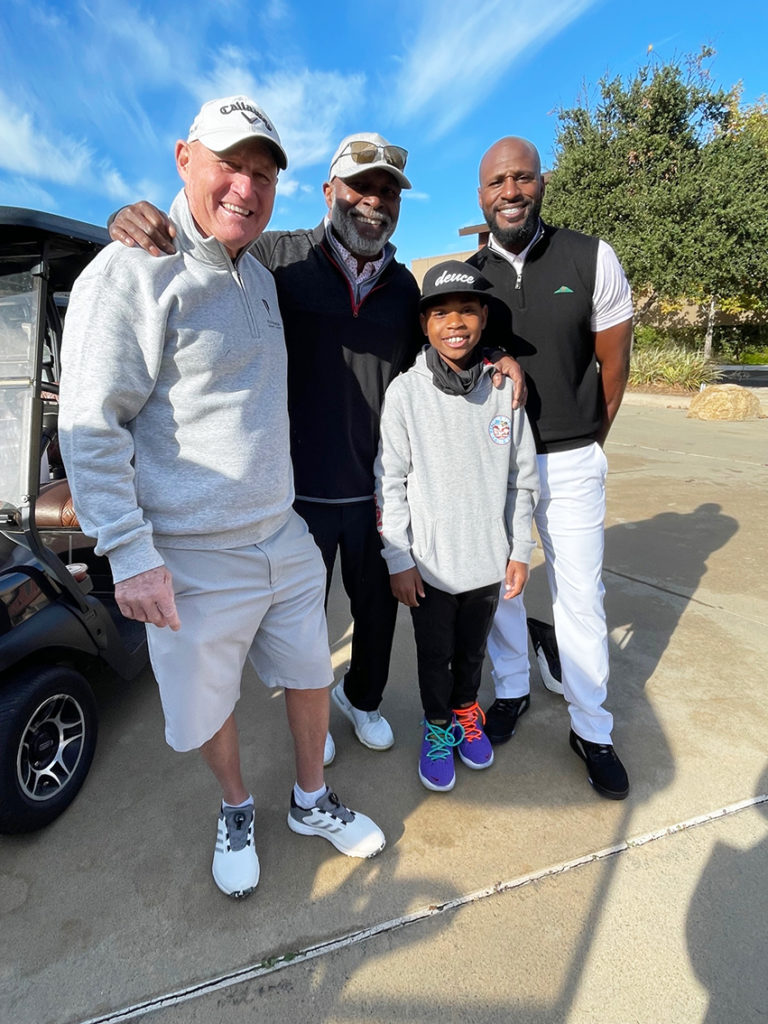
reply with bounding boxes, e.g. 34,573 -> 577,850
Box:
73,794 -> 768,1024
608,441 -> 766,469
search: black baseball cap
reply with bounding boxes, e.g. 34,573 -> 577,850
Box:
419,260 -> 492,310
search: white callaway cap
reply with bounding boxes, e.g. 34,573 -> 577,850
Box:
188,95 -> 287,169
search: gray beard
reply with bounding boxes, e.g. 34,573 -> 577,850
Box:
329,198 -> 395,258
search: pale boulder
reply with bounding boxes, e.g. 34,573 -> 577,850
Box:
687,384 -> 761,421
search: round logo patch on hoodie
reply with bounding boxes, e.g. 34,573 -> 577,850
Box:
489,415 -> 511,445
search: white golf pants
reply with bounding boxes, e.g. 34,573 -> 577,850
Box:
488,442 -> 613,744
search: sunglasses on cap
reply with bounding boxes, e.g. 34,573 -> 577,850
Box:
335,141 -> 408,171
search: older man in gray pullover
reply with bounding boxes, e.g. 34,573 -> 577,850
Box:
59,96 -> 385,900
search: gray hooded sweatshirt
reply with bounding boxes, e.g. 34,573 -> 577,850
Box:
374,347 -> 540,595
59,189 -> 293,583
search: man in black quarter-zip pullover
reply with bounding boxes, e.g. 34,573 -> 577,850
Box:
108,132 -> 525,758
469,137 -> 634,801
249,134 -> 422,754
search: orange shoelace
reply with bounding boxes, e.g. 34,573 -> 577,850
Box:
452,702 -> 486,743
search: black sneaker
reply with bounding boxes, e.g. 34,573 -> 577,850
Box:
484,696 -> 530,744
569,730 -> 629,800
527,617 -> 564,695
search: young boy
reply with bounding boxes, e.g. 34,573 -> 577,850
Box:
374,261 -> 540,792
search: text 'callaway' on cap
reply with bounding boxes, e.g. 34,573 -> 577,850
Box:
188,95 -> 288,169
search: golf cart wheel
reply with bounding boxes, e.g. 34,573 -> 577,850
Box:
0,665 -> 97,834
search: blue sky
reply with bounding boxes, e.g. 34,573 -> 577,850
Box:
1,0 -> 766,268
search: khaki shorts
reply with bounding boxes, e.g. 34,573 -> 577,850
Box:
147,511 -> 333,751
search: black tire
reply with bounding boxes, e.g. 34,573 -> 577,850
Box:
0,665 -> 98,834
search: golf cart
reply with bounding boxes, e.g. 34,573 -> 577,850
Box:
0,207 -> 148,834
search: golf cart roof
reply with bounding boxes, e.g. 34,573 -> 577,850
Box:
0,206 -> 110,292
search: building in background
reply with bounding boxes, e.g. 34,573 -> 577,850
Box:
411,224 -> 487,287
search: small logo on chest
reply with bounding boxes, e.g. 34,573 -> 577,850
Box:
489,415 -> 511,445
554,285 -> 574,294
261,298 -> 282,329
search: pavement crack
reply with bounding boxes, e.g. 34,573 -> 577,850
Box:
603,567 -> 719,606
603,567 -> 768,625
71,795 -> 768,1024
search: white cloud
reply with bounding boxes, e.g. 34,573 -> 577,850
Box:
389,0 -> 598,137
404,191 -> 430,202
100,166 -> 135,203
0,88 -> 165,209
25,3 -> 66,32
79,2 -> 175,79
262,0 -> 290,23
0,175 -> 58,210
0,3 -> 178,170
192,49 -> 366,172
276,177 -> 300,197
2,1 -> 222,158
0,1 -> 368,215
0,94 -> 93,185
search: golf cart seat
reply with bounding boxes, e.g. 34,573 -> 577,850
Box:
35,479 -> 80,530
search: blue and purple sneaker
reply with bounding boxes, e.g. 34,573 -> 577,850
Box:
418,719 -> 463,792
453,702 -> 494,770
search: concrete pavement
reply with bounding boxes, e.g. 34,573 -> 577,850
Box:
1,397 -> 766,1024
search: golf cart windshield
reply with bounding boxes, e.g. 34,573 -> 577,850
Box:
0,268 -> 37,512
0,207 -> 108,520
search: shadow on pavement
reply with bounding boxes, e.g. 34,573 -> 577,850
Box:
686,766 -> 768,1024
0,493 -> 746,1023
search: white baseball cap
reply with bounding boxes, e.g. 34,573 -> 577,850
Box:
328,132 -> 411,189
188,95 -> 287,169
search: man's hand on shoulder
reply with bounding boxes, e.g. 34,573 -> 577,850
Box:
490,355 -> 527,409
115,565 -> 181,630
109,202 -> 177,257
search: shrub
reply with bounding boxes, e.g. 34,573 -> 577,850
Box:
714,323 -> 768,362
741,348 -> 768,365
633,323 -> 768,362
633,325 -> 669,349
628,345 -> 720,391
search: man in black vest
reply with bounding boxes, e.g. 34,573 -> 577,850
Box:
469,137 -> 633,800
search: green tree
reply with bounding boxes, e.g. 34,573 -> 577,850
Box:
688,114 -> 768,354
727,92 -> 768,151
543,49 -> 768,355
